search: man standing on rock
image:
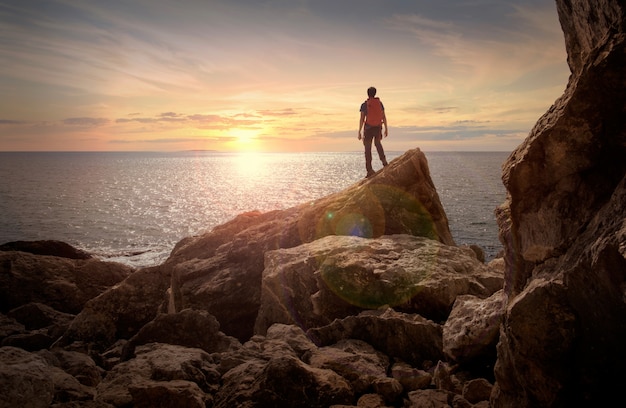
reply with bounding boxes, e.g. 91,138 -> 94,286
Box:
358,86 -> 388,178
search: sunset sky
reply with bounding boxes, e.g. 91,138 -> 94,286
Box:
0,0 -> 570,153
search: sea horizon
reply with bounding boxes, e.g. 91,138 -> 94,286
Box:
0,151 -> 508,267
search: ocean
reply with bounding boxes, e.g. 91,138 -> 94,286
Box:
0,151 -> 508,267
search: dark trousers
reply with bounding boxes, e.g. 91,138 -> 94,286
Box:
363,126 -> 387,173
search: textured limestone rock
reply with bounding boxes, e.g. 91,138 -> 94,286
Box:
60,265 -> 170,350
95,343 -> 220,407
0,250 -> 132,315
0,347 -> 55,408
443,290 -> 506,364
391,361 -> 433,391
494,1 -> 626,406
256,234 -> 502,335
122,309 -> 241,360
305,339 -> 390,395
307,308 -> 443,367
214,354 -> 354,408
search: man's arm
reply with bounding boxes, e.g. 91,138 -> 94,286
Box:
358,111 -> 365,140
382,111 -> 388,137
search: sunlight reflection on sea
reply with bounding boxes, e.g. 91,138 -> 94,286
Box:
0,151 -> 507,267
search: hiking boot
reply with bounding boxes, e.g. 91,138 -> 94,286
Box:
366,170 -> 375,178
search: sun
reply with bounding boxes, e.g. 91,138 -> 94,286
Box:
229,128 -> 259,151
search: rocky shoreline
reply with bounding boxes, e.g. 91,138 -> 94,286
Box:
1,148 -> 506,407
2,1 -> 626,407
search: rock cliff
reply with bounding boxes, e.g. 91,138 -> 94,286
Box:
494,0 -> 626,406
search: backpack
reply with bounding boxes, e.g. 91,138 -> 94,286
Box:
365,97 -> 383,126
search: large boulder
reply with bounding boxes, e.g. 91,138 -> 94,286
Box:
307,308 -> 443,367
0,250 -> 132,314
0,240 -> 93,260
161,148 -> 454,341
305,339 -> 390,396
95,343 -> 221,407
443,290 -> 505,365
255,234 -> 502,335
493,1 -> 626,406
0,346 -> 97,407
0,347 -> 55,407
59,265 -> 171,350
122,309 -> 241,359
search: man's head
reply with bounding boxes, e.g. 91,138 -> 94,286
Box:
367,87 -> 377,97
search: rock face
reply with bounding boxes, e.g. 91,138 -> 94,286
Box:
494,0 -> 626,406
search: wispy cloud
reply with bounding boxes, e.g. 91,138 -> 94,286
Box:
386,3 -> 566,87
63,117 -> 109,126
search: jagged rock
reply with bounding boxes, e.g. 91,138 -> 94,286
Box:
128,380 -> 208,408
305,339 -> 389,395
256,234 -> 503,335
308,308 -> 443,367
49,401 -> 114,408
390,361 -> 432,391
0,313 -> 25,338
95,343 -> 220,407
356,393 -> 390,408
406,389 -> 453,408
162,148 -> 454,341
214,350 -> 356,408
46,364 -> 96,404
8,302 -> 75,332
0,346 -> 54,408
41,348 -> 103,387
264,323 -> 318,359
2,330 -> 55,351
452,394 -> 474,408
433,360 -> 459,393
2,303 -> 75,351
122,309 -> 240,360
0,250 -> 132,314
371,377 -> 403,405
0,240 -> 93,260
219,354 -> 354,408
462,378 -> 493,404
443,290 -> 506,365
493,1 -> 626,406
60,265 -> 170,350
0,346 -> 96,407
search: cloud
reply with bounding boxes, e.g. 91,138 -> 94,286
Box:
63,117 -> 109,126
159,112 -> 180,118
256,108 -> 298,117
115,117 -> 159,124
0,119 -> 28,125
108,137 -> 210,145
